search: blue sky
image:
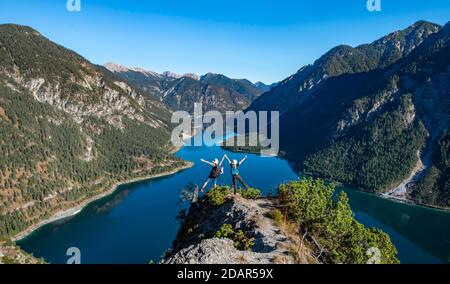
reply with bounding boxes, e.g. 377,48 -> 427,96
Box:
0,0 -> 449,83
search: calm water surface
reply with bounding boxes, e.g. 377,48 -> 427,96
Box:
18,139 -> 450,264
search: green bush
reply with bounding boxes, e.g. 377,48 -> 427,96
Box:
269,209 -> 283,227
214,224 -> 234,239
1,256 -> 15,264
233,230 -> 255,251
237,188 -> 261,199
205,186 -> 230,206
278,178 -> 334,224
215,224 -> 255,251
277,178 -> 399,264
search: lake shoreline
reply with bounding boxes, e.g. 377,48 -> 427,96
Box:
324,179 -> 450,212
222,145 -> 450,212
12,161 -> 193,242
306,174 -> 450,212
15,142 -> 450,264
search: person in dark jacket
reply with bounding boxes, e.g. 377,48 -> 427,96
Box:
199,154 -> 226,192
224,154 -> 249,194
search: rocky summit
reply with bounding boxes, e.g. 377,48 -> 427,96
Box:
163,195 -> 312,264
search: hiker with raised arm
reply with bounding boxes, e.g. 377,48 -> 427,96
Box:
224,154 -> 250,194
199,154 -> 226,192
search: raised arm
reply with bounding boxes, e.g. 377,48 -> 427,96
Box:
224,154 -> 231,164
219,154 -> 226,166
238,155 -> 248,166
200,159 -> 214,166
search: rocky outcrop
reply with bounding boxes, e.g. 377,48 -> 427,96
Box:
0,26 -> 169,131
163,238 -> 289,264
163,196 -> 311,264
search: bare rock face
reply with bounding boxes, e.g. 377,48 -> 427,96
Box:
105,64 -> 264,113
163,196 -> 308,264
164,238 -> 282,264
248,21 -> 440,114
8,71 -> 161,130
0,25 -> 169,131
0,24 -> 177,240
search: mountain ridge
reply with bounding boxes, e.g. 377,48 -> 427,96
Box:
248,20 -> 441,113
0,23 -> 186,238
247,21 -> 449,208
105,63 -> 271,113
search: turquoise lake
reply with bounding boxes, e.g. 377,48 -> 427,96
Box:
17,139 -> 450,264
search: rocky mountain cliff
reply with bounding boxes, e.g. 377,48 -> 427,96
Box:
105,63 -> 267,113
164,180 -> 399,264
247,21 -> 450,208
249,21 -> 440,113
0,24 -> 185,238
163,195 -> 307,264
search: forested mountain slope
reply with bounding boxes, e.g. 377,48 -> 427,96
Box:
0,24 -> 185,237
299,22 -> 450,207
249,21 -> 450,208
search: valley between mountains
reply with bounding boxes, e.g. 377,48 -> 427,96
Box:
0,20 -> 449,263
